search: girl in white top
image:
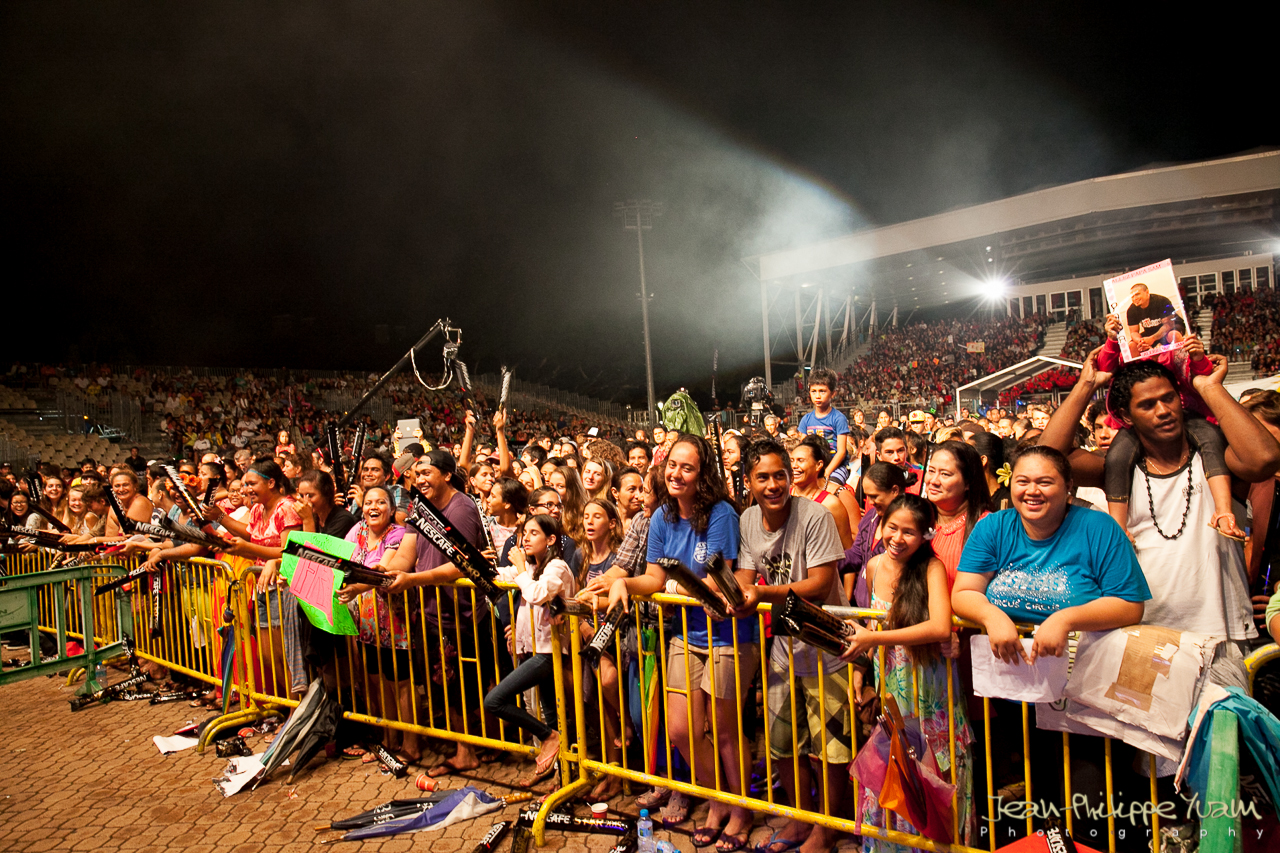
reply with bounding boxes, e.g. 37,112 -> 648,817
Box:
485,513 -> 577,785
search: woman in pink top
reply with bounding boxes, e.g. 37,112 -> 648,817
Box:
922,440 -> 992,589
206,459 -> 305,698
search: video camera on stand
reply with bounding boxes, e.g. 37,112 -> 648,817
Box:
739,377 -> 773,428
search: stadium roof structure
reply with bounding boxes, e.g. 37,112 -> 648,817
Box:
745,150 -> 1280,310
954,355 -> 1083,417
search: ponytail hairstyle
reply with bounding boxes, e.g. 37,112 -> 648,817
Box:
880,494 -> 940,665
520,512 -> 564,581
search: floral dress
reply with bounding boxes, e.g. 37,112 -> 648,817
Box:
858,590 -> 974,853
348,522 -> 408,649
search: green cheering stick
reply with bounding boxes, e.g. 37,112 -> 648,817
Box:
406,487 -> 503,606
280,540 -> 395,589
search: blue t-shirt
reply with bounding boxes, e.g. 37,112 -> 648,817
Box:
799,408 -> 851,475
956,505 -> 1150,624
646,500 -> 750,647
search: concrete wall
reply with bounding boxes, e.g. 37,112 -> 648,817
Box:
1005,253 -> 1276,320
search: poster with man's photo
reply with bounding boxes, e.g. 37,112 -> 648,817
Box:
1102,259 -> 1189,363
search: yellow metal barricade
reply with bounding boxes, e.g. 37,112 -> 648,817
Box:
124,557 -> 239,690
231,564 -> 562,767
552,593 -> 1184,853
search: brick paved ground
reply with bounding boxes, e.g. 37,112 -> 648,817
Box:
0,660 -> 861,853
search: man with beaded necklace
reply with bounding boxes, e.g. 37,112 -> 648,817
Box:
1040,348 -> 1280,689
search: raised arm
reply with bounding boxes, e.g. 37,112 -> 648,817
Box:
493,409 -> 513,478
1192,354 -> 1280,482
1039,346 -> 1110,489
458,410 -> 477,469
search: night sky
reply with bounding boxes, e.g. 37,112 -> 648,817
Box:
2,2 -> 1272,405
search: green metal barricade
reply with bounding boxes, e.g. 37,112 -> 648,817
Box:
0,563 -> 133,694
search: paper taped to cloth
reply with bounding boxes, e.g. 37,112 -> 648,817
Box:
280,530 -> 358,635
1064,699 -> 1185,764
1064,624 -> 1215,741
969,635 -> 1068,703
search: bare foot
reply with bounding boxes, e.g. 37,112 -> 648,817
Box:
589,776 -> 623,802
796,825 -> 833,853
719,807 -> 753,851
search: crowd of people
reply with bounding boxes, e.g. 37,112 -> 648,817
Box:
15,363 -> 627,464
826,314 -> 1046,407
4,304 -> 1280,853
1211,287 -> 1280,374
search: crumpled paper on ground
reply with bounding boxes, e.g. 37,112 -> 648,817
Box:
152,734 -> 198,755
214,753 -> 266,797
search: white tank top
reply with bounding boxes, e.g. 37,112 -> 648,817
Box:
1129,454 -> 1255,640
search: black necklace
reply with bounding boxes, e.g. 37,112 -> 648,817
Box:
1142,451 -> 1194,541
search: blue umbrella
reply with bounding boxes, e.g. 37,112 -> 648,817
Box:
339,786 -> 503,841
218,611 -> 236,715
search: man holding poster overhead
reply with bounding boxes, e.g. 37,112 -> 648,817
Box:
1124,281 -> 1185,354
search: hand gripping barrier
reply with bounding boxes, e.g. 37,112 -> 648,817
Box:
546,593 -> 1242,853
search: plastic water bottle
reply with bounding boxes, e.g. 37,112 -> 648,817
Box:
94,660 -> 108,688
636,809 -> 654,853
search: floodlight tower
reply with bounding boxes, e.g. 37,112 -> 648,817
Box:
615,200 -> 662,423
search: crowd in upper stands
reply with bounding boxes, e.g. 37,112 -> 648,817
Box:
830,315 -> 1046,406
1211,287 -> 1280,374
6,365 -> 623,466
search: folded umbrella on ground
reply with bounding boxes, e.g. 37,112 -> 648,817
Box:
285,689 -> 342,783
317,793 -> 452,831
254,678 -> 328,788
335,786 -> 505,841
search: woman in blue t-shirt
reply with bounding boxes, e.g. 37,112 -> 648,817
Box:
952,445 -> 1149,665
608,435 -> 757,852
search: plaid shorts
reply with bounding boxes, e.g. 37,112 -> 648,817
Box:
765,661 -> 853,763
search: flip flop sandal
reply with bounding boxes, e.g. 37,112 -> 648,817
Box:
660,791 -> 690,828
341,746 -> 368,760
426,758 -> 477,779
514,763 -> 557,789
361,752 -> 381,765
753,832 -> 803,853
716,833 -> 751,853
588,779 -> 623,802
692,826 -> 724,849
